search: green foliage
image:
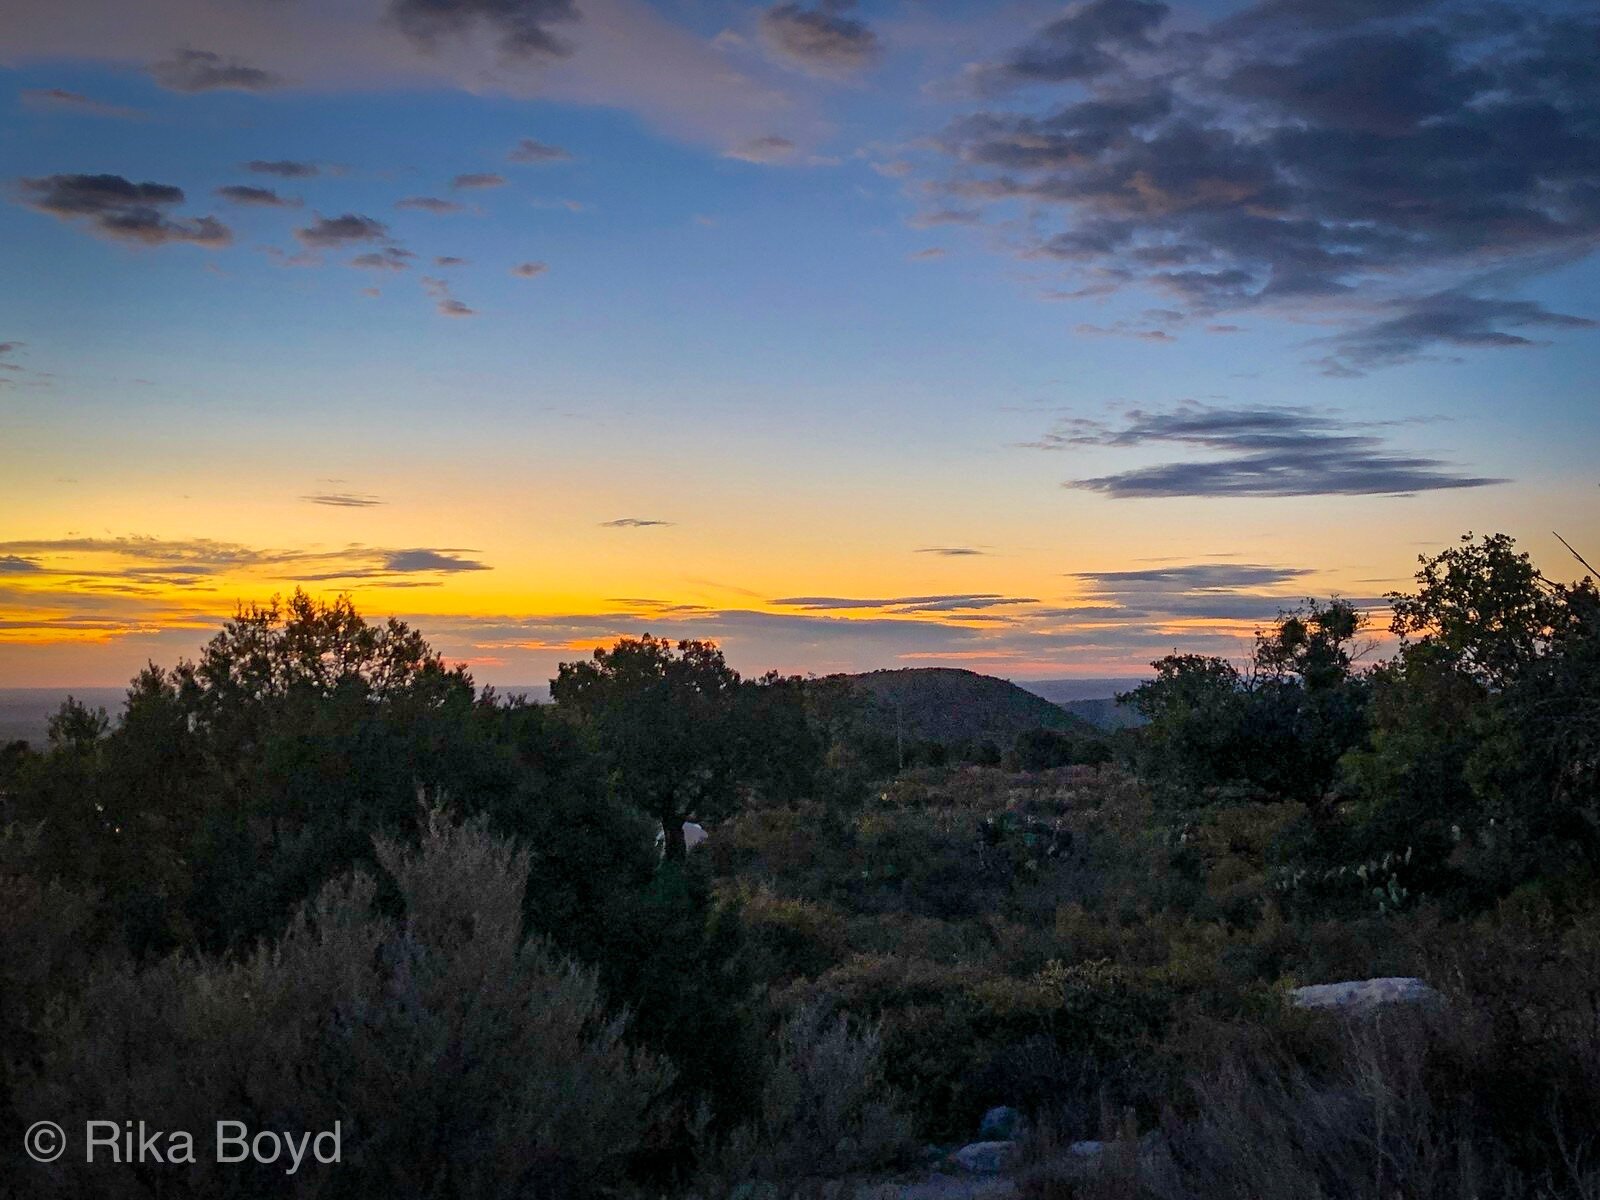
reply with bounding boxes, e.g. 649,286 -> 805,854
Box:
839,668 -> 1087,747
1341,536 -> 1600,908
596,855 -> 765,1146
0,823 -> 103,1157
1253,598 -> 1363,692
710,1001 -> 914,1184
10,810 -> 673,1200
7,529 -> 1600,1195
1012,727 -> 1113,771
1125,601 -> 1370,811
551,635 -> 747,860
1389,532 -> 1560,689
735,885 -> 852,984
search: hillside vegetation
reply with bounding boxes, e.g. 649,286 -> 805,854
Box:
2,530 -> 1598,1199
839,667 -> 1092,746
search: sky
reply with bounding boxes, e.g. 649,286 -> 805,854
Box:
1,0 -> 1596,688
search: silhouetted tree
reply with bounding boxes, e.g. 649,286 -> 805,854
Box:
1388,532 -> 1559,689
1126,601 -> 1370,806
551,635 -> 745,861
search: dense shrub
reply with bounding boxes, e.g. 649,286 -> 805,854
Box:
709,1001 -> 913,1185
12,811 -> 672,1200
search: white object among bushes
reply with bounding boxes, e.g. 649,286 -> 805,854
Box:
655,821 -> 708,853
1290,977 -> 1442,1017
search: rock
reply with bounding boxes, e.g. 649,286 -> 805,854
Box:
653,821 -> 708,855
979,1106 -> 1023,1140
1290,977 -> 1442,1017
951,1141 -> 1020,1173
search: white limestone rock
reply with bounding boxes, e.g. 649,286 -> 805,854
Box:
1290,977 -> 1442,1017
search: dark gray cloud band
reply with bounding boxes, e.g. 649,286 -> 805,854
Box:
21,88 -> 144,119
148,49 -> 281,93
247,160 -> 319,178
295,214 -> 389,247
388,0 -> 578,59
216,185 -> 300,208
19,174 -> 231,247
760,1 -> 882,78
1033,403 -> 1505,498
939,0 -> 1600,372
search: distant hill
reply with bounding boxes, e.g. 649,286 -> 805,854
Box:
0,687 -> 128,748
1056,696 -> 1147,731
1016,677 -> 1147,704
1015,678 -> 1149,731
835,668 -> 1093,747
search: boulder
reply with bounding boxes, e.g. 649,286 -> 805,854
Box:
1290,977 -> 1442,1017
653,821 -> 709,854
951,1141 -> 1020,1174
979,1107 -> 1023,1140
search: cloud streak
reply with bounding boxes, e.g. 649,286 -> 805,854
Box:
302,493 -> 384,507
724,135 -> 798,164
772,594 -> 1038,614
216,185 -> 300,208
247,160 -> 319,178
1034,403 -> 1506,498
148,48 -> 281,93
396,196 -> 463,214
0,536 -> 491,590
21,88 -> 144,119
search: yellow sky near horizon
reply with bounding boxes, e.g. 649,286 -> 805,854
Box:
4,469 -> 1593,688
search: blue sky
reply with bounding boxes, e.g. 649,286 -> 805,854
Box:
1,0 -> 1596,686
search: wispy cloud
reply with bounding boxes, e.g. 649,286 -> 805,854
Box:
302,492 -> 384,508
772,593 -> 1037,614
724,135 -> 798,165
0,536 -> 491,593
421,274 -> 475,318
246,160 -> 319,178
216,185 -> 300,208
599,518 -> 673,528
21,87 -> 144,119
508,137 -> 572,163
351,247 -> 415,271
1032,403 -> 1506,498
148,48 -> 281,93
396,196 -> 464,214
1314,293 -> 1599,377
